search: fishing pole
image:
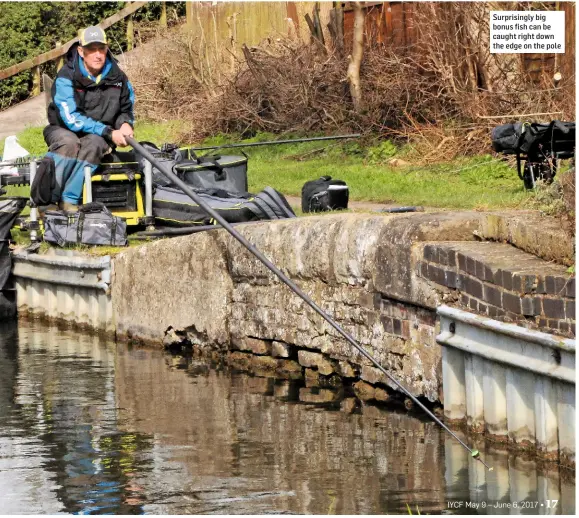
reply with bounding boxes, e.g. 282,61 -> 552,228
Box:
187,134 -> 361,152
127,137 -> 492,471
132,221 -> 263,239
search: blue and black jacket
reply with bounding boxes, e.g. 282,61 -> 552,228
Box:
46,42 -> 135,141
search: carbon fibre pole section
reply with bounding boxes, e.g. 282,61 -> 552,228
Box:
127,136 -> 492,471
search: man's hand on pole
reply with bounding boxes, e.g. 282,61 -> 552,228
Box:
119,122 -> 134,139
111,124 -> 134,147
111,130 -> 127,147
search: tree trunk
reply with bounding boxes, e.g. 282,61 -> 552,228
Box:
347,2 -> 364,112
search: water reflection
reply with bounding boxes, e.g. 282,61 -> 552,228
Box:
0,321 -> 151,514
0,321 -> 575,514
115,349 -> 446,514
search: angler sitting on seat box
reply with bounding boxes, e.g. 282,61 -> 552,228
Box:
43,26 -> 135,212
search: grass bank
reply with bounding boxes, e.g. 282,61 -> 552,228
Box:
2,124 -> 534,210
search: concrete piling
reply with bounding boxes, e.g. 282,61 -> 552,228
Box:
438,305 -> 575,466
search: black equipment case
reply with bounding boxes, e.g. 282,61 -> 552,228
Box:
491,120 -> 575,189
301,176 -> 349,212
175,153 -> 249,193
136,143 -> 249,193
0,197 -> 27,316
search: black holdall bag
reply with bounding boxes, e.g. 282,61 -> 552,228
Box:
301,176 -> 349,213
136,142 -> 249,193
175,153 -> 249,193
491,121 -> 576,156
43,202 -> 127,247
30,155 -> 56,206
153,186 -> 296,227
491,122 -> 527,154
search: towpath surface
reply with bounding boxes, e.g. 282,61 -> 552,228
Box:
0,95 -> 47,142
285,195 -> 439,213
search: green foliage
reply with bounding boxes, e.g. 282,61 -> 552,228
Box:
0,2 -> 56,107
0,2 -> 185,108
365,140 -> 397,164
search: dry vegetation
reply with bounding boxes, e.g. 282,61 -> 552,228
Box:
125,2 -> 574,164
529,168 -> 576,237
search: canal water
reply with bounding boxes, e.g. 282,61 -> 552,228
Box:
0,321 -> 575,515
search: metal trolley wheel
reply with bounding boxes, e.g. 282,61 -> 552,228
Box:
522,160 -> 557,190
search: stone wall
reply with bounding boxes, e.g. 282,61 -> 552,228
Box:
111,211 -> 575,404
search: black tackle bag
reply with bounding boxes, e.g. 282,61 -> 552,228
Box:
175,153 -> 248,193
30,155 -> 56,206
43,202 -> 127,247
301,176 -> 349,213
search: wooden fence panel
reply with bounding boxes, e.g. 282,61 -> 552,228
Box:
186,1 -> 293,51
344,2 -> 416,50
520,2 -> 574,82
294,2 -> 333,43
343,1 -> 574,84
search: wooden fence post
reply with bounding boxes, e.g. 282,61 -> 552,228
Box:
56,42 -> 64,71
32,66 -> 41,96
127,12 -> 134,50
186,2 -> 193,26
43,74 -> 53,107
160,2 -> 167,28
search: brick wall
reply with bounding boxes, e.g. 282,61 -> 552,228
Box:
419,242 -> 575,338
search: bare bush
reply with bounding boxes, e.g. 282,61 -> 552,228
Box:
216,39 -> 352,136
124,3 -> 574,158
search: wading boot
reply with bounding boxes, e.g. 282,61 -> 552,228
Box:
59,201 -> 79,213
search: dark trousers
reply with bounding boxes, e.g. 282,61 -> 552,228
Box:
43,126 -> 111,205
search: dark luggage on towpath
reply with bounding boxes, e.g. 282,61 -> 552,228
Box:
491,120 -> 575,189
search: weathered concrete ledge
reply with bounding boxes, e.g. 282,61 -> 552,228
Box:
478,211 -> 575,267
12,248 -> 114,335
112,211 -> 486,402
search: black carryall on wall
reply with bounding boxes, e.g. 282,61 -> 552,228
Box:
301,176 -> 349,213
